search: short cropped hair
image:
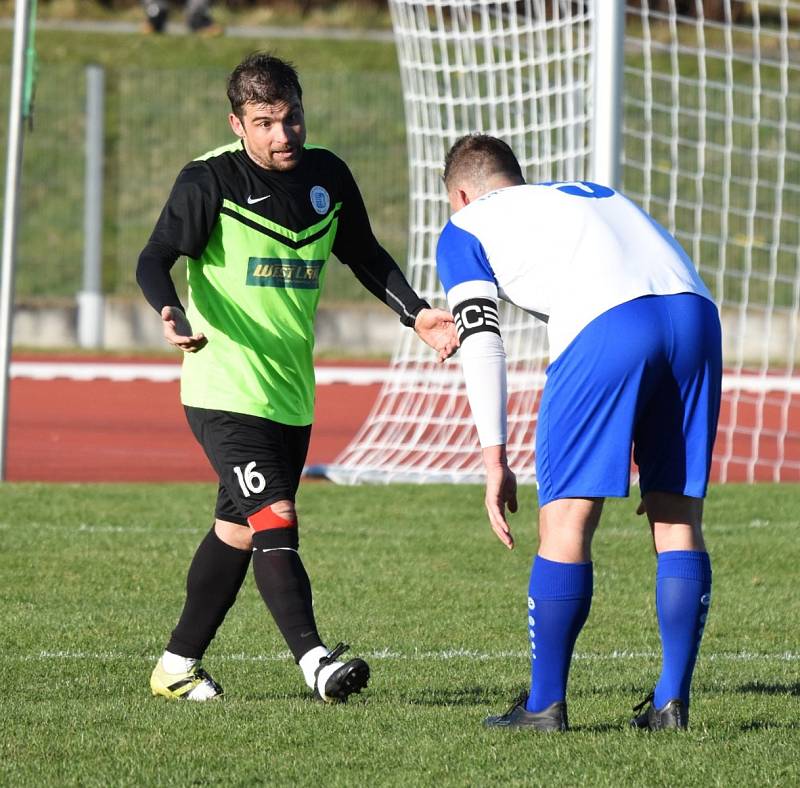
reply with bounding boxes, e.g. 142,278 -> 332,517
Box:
443,134 -> 524,190
227,53 -> 303,118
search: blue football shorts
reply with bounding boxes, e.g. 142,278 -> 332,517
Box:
535,292 -> 722,506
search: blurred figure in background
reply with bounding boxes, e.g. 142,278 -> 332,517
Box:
142,0 -> 223,35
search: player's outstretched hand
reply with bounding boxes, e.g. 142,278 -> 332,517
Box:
413,307 -> 460,363
482,448 -> 518,550
161,305 -> 207,353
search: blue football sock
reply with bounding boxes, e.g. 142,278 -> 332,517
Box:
653,550 -> 712,709
526,555 -> 593,713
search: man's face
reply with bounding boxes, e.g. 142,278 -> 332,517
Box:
228,94 -> 307,171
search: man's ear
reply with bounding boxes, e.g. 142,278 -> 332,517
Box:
447,185 -> 471,213
228,112 -> 245,139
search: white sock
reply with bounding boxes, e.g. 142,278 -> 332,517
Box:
161,650 -> 197,674
299,646 -> 329,689
315,662 -> 345,701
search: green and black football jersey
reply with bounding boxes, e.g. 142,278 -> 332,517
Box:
138,141 -> 426,425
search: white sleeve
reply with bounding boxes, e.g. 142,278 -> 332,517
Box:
448,280 -> 507,448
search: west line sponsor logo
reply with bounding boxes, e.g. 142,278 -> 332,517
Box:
246,258 -> 324,289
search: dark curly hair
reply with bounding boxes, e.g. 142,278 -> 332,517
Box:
227,53 -> 303,118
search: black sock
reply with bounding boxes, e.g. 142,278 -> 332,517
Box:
251,531 -> 324,661
166,527 -> 251,659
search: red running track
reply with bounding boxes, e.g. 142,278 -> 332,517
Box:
6,375 -> 378,483
6,362 -> 800,483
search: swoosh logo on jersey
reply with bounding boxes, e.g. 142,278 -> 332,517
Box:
247,194 -> 271,204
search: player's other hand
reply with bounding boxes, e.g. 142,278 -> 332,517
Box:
414,307 -> 460,363
161,305 -> 207,353
482,446 -> 518,550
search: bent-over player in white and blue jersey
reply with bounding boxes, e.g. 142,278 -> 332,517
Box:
436,135 -> 722,732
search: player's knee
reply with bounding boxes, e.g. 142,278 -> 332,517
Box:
268,500 -> 296,522
652,520 -> 706,553
247,501 -> 299,550
537,498 -> 603,562
642,491 -> 703,527
215,519 -> 253,550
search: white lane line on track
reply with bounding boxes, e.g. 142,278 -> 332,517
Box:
11,361 -> 800,392
1,521 -> 796,536
10,649 -> 799,663
9,361 -> 396,385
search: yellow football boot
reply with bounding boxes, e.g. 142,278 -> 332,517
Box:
150,659 -> 223,701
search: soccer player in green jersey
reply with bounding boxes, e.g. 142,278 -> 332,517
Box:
137,53 -> 458,702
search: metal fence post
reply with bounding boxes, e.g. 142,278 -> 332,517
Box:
0,0 -> 33,481
591,0 -> 624,189
78,63 -> 105,348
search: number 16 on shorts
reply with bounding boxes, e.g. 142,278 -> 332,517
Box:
233,461 -> 266,497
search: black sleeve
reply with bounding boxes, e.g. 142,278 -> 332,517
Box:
332,162 -> 429,327
136,240 -> 184,313
135,161 -> 221,313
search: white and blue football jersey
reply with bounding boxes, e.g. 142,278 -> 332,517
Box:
436,181 -> 712,362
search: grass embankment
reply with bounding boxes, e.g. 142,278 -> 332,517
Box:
0,27 -> 405,302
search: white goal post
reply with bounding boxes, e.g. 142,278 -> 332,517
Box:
322,0 -> 800,485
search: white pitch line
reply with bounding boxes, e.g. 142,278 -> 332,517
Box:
10,361 -> 800,392
2,520 -> 795,537
10,649 -> 799,663
75,524 -> 203,534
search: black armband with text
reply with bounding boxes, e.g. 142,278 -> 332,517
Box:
453,298 -> 501,342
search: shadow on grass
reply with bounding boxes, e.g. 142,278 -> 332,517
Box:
739,720 -> 800,731
736,681 -> 800,697
570,722 -> 625,733
395,685 -> 506,707
236,685 -> 503,707
235,689 -> 316,702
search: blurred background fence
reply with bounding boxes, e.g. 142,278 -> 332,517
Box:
0,62 -> 408,305
0,7 -> 798,353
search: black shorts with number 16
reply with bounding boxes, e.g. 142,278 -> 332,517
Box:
185,406 -> 311,527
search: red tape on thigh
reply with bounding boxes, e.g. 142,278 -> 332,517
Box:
248,507 -> 297,533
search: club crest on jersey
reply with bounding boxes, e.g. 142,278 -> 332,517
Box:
310,185 -> 330,215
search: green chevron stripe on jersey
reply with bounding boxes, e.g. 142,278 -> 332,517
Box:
180,197 -> 341,426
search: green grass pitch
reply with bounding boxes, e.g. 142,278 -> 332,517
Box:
1,482 -> 798,786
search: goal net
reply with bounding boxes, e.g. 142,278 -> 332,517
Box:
323,1 -> 800,485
